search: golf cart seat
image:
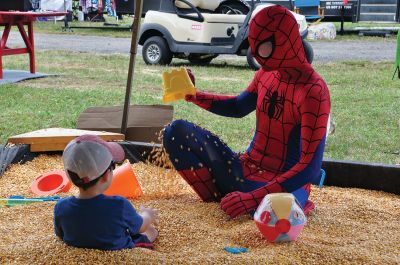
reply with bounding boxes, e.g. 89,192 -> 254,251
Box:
175,0 -> 246,23
202,13 -> 246,23
175,0 -> 220,12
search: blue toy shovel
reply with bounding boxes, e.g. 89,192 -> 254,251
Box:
0,195 -> 61,207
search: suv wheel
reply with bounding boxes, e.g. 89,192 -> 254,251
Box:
246,47 -> 260,71
142,36 -> 173,65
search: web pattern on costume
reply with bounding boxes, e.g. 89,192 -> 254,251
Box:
164,6 -> 330,218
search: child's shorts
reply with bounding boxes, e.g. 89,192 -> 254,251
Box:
131,233 -> 154,249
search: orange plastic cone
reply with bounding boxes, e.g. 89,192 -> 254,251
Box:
104,162 -> 143,199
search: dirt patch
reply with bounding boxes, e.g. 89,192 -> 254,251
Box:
16,76 -> 122,91
136,84 -> 163,93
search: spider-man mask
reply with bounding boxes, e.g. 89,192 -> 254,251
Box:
248,5 -> 307,71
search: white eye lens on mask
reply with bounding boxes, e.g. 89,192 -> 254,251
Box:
257,40 -> 273,59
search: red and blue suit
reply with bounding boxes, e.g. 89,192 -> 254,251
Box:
163,5 -> 330,218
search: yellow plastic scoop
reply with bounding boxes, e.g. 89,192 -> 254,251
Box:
162,67 -> 196,103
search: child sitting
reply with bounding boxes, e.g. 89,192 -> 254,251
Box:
54,134 -> 158,250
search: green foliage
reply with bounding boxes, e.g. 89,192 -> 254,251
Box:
0,51 -> 399,165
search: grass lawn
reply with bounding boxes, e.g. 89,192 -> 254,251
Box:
0,51 -> 399,165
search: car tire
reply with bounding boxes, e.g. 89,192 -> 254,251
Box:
302,40 -> 314,64
246,47 -> 260,71
142,36 -> 173,65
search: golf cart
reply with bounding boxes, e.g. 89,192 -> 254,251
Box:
138,0 -> 313,70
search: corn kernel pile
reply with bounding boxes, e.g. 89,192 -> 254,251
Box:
0,155 -> 399,264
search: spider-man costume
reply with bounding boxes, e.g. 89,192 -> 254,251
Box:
163,5 -> 330,218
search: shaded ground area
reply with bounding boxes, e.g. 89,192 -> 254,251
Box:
8,32 -> 397,63
0,155 -> 399,264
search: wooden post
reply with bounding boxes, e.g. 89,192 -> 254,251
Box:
121,0 -> 144,135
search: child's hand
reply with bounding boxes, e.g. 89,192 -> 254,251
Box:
140,205 -> 159,225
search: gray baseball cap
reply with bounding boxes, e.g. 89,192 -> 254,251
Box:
63,134 -> 125,184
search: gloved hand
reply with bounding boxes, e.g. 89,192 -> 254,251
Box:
185,94 -> 196,102
220,191 -> 258,218
185,68 -> 196,102
187,68 -> 195,86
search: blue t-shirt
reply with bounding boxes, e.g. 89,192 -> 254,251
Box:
54,194 -> 143,250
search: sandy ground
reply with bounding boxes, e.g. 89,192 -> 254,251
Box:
0,155 -> 399,264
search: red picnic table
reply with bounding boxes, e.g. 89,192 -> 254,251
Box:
0,11 -> 67,79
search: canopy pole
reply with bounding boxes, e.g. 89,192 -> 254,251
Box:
121,0 -> 144,135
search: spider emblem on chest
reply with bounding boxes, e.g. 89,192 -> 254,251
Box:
262,90 -> 285,120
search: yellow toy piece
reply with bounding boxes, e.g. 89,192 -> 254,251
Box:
162,67 -> 196,103
269,193 -> 295,220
